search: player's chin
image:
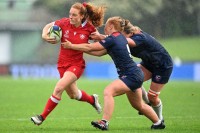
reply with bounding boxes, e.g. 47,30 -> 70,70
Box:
70,21 -> 75,25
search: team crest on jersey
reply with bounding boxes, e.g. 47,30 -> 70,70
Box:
121,75 -> 127,79
64,30 -> 69,38
155,75 -> 162,82
80,34 -> 86,39
101,40 -> 106,43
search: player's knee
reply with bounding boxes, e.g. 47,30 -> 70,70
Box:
103,89 -> 109,97
135,102 -> 144,111
53,86 -> 65,97
147,89 -> 160,104
103,88 -> 113,97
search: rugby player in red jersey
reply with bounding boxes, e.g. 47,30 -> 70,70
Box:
31,2 -> 106,125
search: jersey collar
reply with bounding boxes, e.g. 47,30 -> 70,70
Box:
81,20 -> 87,27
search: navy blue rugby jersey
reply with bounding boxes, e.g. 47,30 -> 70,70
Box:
99,32 -> 137,75
129,31 -> 173,69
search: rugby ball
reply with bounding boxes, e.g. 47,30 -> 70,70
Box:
49,25 -> 62,43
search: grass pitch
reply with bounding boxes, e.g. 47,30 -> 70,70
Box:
0,77 -> 200,133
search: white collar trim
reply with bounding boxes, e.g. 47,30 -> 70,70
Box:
81,20 -> 87,27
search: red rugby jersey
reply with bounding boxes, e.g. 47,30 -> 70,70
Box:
54,18 -> 96,67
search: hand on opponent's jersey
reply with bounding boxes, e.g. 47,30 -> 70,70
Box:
90,31 -> 106,41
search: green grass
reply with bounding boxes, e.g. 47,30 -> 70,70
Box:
160,36 -> 200,62
0,77 -> 200,133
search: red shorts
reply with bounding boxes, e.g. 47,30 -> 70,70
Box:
58,66 -> 84,79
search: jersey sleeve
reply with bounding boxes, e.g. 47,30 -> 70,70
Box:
90,26 -> 96,33
131,34 -> 145,46
99,36 -> 114,49
54,19 -> 62,27
54,18 -> 68,28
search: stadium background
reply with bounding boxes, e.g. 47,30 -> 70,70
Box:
0,0 -> 200,81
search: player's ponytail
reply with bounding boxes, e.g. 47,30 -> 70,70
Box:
72,2 -> 106,28
84,2 -> 106,27
123,20 -> 141,34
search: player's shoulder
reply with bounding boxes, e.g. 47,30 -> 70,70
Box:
111,32 -> 126,41
61,18 -> 71,24
132,31 -> 147,41
102,33 -> 125,45
108,32 -> 122,41
55,18 -> 70,27
59,17 -> 70,22
112,32 -> 121,37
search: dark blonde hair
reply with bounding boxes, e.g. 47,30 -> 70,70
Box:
123,21 -> 141,34
72,2 -> 106,27
107,16 -> 130,32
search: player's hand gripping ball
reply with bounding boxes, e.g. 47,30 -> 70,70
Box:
49,25 -> 62,43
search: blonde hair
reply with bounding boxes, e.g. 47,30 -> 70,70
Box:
72,2 -> 106,27
107,16 -> 130,32
124,21 -> 141,34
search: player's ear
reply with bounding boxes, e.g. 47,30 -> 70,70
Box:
80,14 -> 85,21
130,32 -> 134,36
109,24 -> 114,30
81,15 -> 84,20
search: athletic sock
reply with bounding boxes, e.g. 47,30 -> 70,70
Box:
41,95 -> 61,120
152,100 -> 163,120
102,119 -> 109,125
153,119 -> 162,125
77,90 -> 94,105
141,86 -> 150,104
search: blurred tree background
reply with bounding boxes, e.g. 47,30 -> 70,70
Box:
33,0 -> 200,38
0,0 -> 199,78
0,0 -> 200,65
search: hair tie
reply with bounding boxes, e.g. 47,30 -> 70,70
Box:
82,2 -> 87,7
121,19 -> 125,27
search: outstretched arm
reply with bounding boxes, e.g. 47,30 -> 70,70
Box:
85,49 -> 107,56
61,40 -> 105,53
